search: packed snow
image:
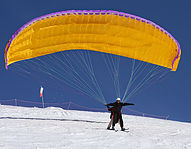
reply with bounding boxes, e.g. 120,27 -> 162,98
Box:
0,105 -> 191,149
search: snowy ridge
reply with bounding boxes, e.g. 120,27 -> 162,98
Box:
0,105 -> 191,149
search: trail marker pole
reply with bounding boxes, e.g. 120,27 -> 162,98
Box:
42,95 -> 45,108
40,86 -> 44,108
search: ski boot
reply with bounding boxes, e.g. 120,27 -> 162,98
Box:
121,128 -> 125,131
111,127 -> 115,130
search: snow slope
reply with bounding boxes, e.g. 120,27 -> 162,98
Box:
0,105 -> 191,149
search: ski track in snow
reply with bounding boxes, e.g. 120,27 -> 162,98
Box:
0,105 -> 191,149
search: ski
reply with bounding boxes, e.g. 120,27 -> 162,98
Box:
122,128 -> 129,131
107,128 -> 129,132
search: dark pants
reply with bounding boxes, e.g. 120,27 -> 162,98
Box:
112,112 -> 123,128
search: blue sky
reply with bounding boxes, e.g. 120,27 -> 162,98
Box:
0,0 -> 191,122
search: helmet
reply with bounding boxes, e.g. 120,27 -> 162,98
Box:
116,98 -> 121,101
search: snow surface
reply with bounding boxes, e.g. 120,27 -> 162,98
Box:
0,105 -> 191,149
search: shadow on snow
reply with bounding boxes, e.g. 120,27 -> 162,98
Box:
0,116 -> 107,124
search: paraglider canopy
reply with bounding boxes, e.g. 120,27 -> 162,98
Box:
5,10 -> 181,71
4,10 -> 181,104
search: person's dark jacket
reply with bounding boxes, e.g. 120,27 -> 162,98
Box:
106,102 -> 134,114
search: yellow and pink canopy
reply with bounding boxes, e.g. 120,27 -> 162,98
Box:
4,10 -> 181,71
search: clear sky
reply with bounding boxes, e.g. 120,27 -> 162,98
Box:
0,0 -> 190,122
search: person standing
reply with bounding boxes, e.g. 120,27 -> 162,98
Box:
106,105 -> 114,129
105,98 -> 134,131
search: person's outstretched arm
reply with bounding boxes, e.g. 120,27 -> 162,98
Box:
122,103 -> 134,106
105,102 -> 115,106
